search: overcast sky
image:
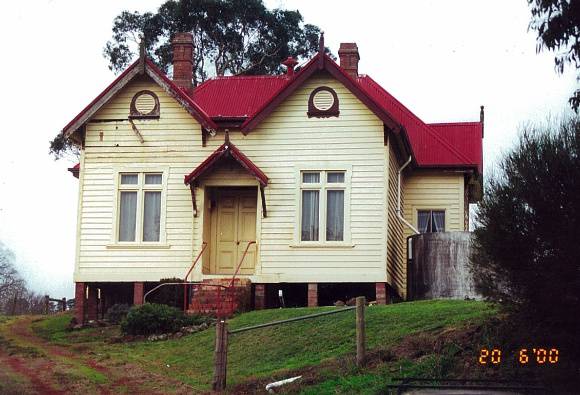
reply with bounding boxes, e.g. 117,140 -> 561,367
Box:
0,1 -> 576,298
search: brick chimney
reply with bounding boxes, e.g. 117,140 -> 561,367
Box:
338,43 -> 360,78
172,32 -> 194,89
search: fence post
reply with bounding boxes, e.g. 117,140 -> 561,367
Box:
356,296 -> 366,367
212,320 -> 229,392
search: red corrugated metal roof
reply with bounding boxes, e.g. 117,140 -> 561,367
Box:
184,140 -> 268,186
428,122 -> 483,173
356,75 -> 480,171
192,76 -> 289,118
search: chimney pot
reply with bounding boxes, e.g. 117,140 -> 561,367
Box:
338,43 -> 360,78
172,32 -> 194,89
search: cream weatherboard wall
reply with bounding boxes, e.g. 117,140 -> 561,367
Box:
75,73 -> 389,284
391,170 -> 466,297
385,138 -> 406,297
76,76 -> 204,282
232,74 -> 388,283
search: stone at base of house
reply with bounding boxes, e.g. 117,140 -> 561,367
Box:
74,282 -> 85,324
74,282 -> 100,325
308,283 -> 318,307
254,284 -> 265,310
133,282 -> 144,305
375,282 -> 388,305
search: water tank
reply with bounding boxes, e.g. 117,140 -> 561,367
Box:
408,232 -> 479,300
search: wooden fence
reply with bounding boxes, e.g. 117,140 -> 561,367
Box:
212,296 -> 367,392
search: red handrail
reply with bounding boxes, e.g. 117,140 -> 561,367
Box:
183,241 -> 208,311
229,241 -> 256,288
184,241 -> 208,282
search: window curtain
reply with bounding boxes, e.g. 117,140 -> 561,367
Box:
432,211 -> 445,232
145,174 -> 162,184
301,190 -> 319,241
418,211 -> 430,233
143,191 -> 161,241
119,191 -> 137,241
303,172 -> 320,183
326,190 -> 344,241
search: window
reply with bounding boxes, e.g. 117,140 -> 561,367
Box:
117,172 -> 164,242
300,170 -> 346,242
418,210 -> 445,233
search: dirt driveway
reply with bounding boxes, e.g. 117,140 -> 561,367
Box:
0,315 -> 194,394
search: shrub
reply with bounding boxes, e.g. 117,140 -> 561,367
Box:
120,303 -> 210,335
471,116 -> 580,320
105,303 -> 130,324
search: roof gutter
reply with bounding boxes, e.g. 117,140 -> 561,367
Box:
397,155 -> 419,234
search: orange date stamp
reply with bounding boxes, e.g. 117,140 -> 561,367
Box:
478,348 -> 559,365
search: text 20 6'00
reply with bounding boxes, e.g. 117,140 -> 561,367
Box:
478,348 -> 559,365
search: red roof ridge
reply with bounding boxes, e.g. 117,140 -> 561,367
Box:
428,121 -> 482,127
360,75 -> 473,165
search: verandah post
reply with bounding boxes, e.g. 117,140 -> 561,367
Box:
212,320 -> 229,391
356,296 -> 366,367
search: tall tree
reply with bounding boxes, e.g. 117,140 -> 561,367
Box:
528,0 -> 580,111
104,0 -> 323,86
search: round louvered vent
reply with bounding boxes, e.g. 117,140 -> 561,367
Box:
312,90 -> 335,111
307,86 -> 339,118
130,90 -> 160,118
135,93 -> 156,115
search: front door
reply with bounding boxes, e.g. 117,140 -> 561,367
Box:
210,188 -> 257,274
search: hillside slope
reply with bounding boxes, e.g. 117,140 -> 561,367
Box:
1,300 -> 493,393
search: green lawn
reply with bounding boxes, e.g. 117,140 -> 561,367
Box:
32,300 -> 493,393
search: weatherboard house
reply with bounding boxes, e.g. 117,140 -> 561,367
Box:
62,34 -> 483,323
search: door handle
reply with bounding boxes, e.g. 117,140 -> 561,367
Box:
236,241 -> 240,245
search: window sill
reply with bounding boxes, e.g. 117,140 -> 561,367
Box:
106,243 -> 171,250
289,242 -> 355,249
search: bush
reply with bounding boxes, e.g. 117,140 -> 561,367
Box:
471,117 -> 580,320
120,303 -> 210,335
105,304 -> 130,324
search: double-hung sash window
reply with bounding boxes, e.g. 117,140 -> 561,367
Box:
300,170 -> 346,242
118,172 -> 164,243
417,210 -> 445,233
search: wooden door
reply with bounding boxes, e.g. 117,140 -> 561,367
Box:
210,189 -> 257,274
236,193 -> 257,273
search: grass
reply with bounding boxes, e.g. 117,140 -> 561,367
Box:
30,300 -> 494,392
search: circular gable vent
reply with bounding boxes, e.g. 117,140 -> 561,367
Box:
313,90 -> 335,111
135,93 -> 156,114
307,86 -> 339,118
130,90 -> 160,118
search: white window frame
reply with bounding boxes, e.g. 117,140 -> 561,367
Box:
108,167 -> 170,249
416,209 -> 446,233
292,163 -> 352,248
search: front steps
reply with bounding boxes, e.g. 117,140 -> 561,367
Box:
187,278 -> 251,317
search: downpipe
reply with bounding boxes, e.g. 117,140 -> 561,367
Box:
397,156 -> 420,235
